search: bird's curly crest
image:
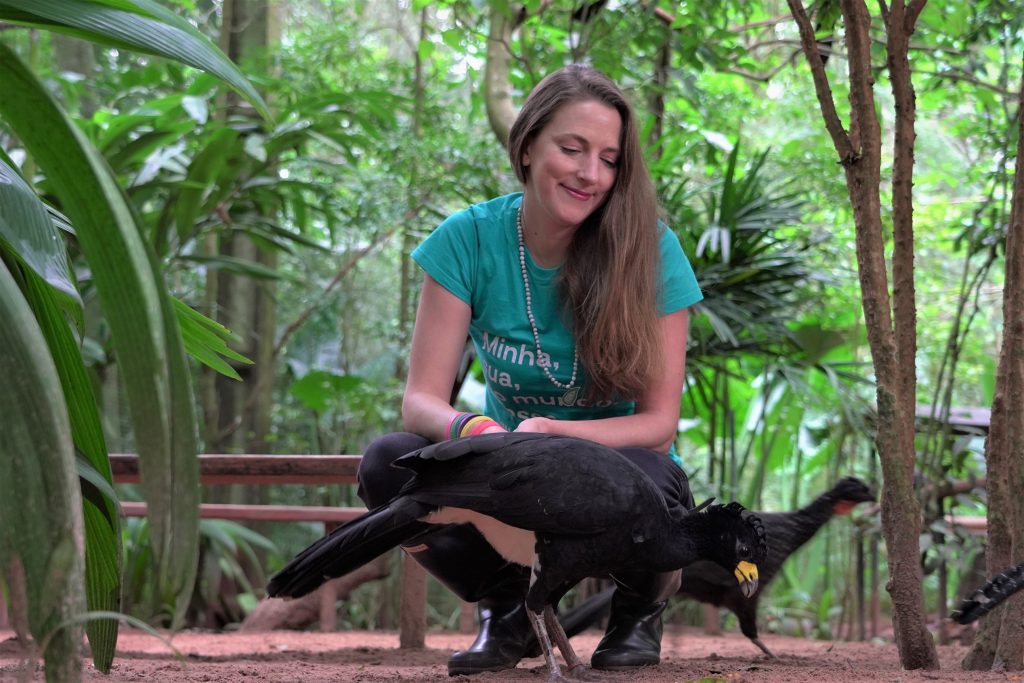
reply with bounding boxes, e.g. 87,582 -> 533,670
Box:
704,502 -> 768,559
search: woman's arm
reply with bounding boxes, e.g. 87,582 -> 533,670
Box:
515,308 -> 689,452
402,274 -> 491,441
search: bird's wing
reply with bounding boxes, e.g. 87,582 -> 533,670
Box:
397,433 -> 669,538
397,431 -> 550,465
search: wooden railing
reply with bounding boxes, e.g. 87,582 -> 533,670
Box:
108,453 -> 428,646
108,453 -> 363,484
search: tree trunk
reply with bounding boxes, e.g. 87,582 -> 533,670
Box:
786,0 -> 938,669
52,34 -> 96,117
648,27 -> 670,158
206,0 -> 280,459
962,53 -> 1024,673
484,2 -> 521,148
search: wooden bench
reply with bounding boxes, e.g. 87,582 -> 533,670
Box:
107,453 -> 428,646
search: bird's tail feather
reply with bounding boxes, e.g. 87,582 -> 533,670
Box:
952,561 -> 1024,625
267,499 -> 433,599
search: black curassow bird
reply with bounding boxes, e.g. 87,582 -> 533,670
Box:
267,432 -> 767,681
952,562 -> 1024,625
558,476 -> 876,658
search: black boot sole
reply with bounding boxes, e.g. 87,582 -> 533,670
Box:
448,659 -> 521,676
591,661 -> 660,671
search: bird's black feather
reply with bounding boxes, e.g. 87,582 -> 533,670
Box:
394,432 -> 669,539
952,561 -> 1024,625
269,433 -> 764,601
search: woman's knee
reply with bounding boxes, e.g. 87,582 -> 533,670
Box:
357,432 -> 430,507
616,447 -> 693,509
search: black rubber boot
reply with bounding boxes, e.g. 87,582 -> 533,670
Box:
590,570 -> 680,670
400,523 -> 536,676
446,587 -> 539,675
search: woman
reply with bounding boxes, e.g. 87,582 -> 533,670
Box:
357,64 -> 703,674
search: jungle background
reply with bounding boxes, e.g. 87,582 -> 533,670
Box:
2,0 -> 1022,679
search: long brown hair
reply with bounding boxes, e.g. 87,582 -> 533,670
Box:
508,64 -> 662,402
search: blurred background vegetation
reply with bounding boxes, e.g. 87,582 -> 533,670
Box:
1,0 -> 1017,655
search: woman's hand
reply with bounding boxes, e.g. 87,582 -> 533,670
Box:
514,417 -> 556,434
481,423 -> 507,435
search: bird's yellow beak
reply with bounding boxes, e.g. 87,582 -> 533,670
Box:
734,560 -> 760,598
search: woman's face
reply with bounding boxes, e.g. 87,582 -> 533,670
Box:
522,98 -> 621,231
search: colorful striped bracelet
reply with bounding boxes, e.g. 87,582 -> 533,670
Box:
446,412 -> 501,439
447,412 -> 477,440
465,418 -> 500,436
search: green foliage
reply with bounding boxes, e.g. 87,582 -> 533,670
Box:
120,516 -> 277,628
650,137 -> 877,624
2,39 -> 204,630
3,0 -> 1019,643
2,148 -> 126,672
0,258 -> 85,682
187,520 -> 278,627
0,0 -> 269,118
663,139 -> 869,496
173,296 -> 253,381
289,370 -> 365,413
263,0 -> 1011,634
0,0 -> 268,672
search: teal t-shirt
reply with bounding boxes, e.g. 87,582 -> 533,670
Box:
412,192 -> 703,433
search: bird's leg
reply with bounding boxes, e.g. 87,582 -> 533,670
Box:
544,605 -> 603,681
525,558 -> 568,681
751,637 -> 776,659
526,608 -> 568,682
525,558 -> 591,682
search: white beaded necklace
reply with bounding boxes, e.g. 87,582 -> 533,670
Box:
516,206 -> 580,405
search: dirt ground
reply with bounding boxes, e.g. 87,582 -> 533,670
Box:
1,625 -> 1020,682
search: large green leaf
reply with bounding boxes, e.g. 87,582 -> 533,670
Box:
173,296 -> 252,381
23,271 -> 122,672
0,158 -> 79,306
147,242 -> 201,627
0,43 -> 200,628
0,150 -> 120,669
0,0 -> 270,120
0,259 -> 85,683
